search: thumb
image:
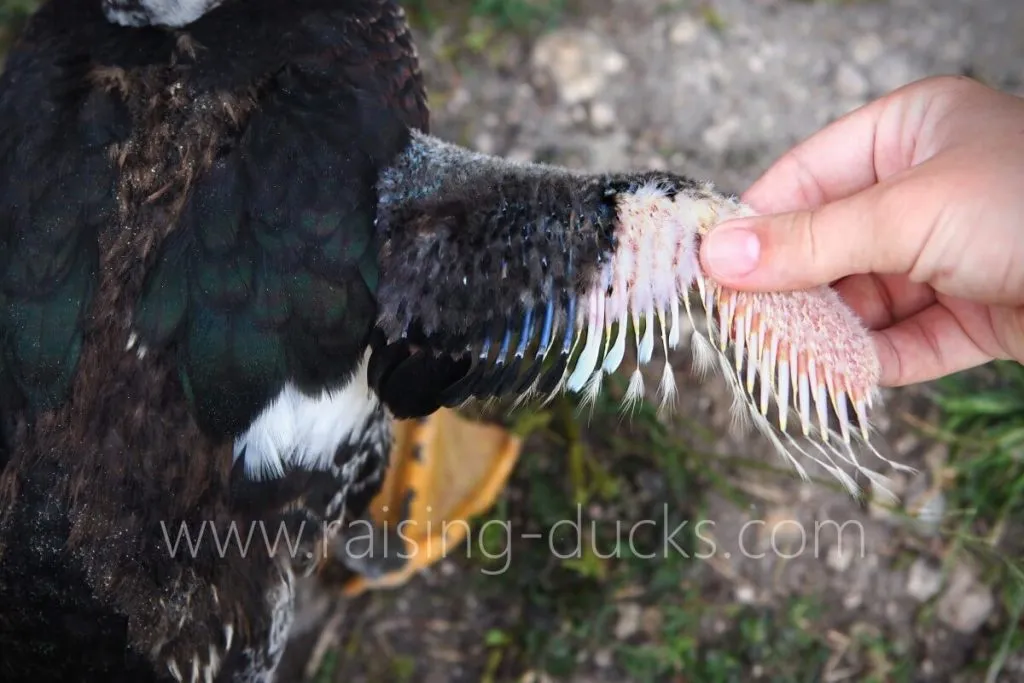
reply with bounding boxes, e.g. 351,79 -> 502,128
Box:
700,180 -> 930,291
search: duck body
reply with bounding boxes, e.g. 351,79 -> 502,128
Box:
0,1 -> 425,680
0,1 -> 863,681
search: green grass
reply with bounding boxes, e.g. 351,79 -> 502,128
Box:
465,358 -> 1024,681
402,0 -> 576,74
461,375 -> 864,681
929,361 -> 1024,682
405,0 -> 569,33
937,361 -> 1024,531
900,362 -> 1024,592
460,388 -> 709,680
617,595 -> 840,683
0,0 -> 36,55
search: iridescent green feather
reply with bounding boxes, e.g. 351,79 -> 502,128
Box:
3,243 -> 95,411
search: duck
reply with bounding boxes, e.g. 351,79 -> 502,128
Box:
0,0 -> 899,681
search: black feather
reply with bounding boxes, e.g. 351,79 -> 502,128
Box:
0,1 -> 429,680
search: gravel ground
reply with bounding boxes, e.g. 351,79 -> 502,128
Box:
279,1 -> 1024,681
425,0 -> 1023,191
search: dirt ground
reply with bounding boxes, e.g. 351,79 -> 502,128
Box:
278,1 -> 1024,681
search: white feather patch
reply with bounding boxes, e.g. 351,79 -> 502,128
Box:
233,352 -> 380,481
103,0 -> 222,28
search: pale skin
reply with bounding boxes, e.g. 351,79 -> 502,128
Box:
700,75 -> 1024,387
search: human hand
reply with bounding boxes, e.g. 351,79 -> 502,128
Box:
699,75 -> 1024,387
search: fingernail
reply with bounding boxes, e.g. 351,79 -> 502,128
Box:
703,224 -> 761,279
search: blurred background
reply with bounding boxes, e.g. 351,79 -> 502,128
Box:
2,1 -> 1023,681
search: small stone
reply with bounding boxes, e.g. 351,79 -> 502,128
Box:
446,87 -> 471,114
640,606 -> 663,637
519,672 -> 553,683
940,40 -> 967,63
531,29 -> 625,105
701,116 -> 741,154
906,558 -> 943,602
602,51 -> 626,75
594,649 -> 613,668
827,544 -> 855,572
869,54 -> 916,93
590,101 -> 617,131
669,17 -> 700,45
834,63 -> 869,99
614,603 -> 642,640
552,109 -> 573,127
474,132 -> 497,155
507,148 -> 534,164
797,483 -> 815,503
893,432 -> 920,456
426,618 -> 451,633
923,442 -> 950,468
851,33 -> 884,65
735,584 -> 756,604
887,472 -> 910,498
585,132 -> 630,169
936,564 -> 995,634
645,156 -> 668,171
612,584 -> 645,601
